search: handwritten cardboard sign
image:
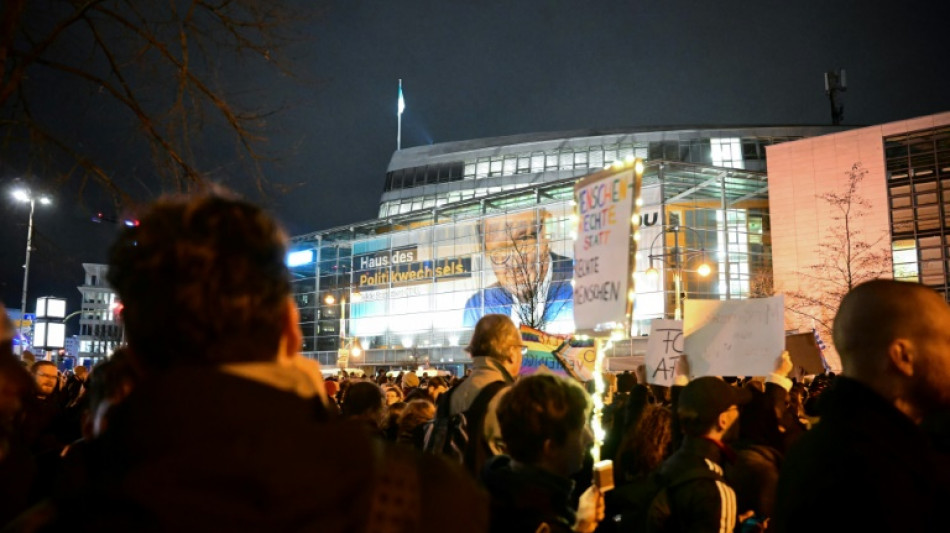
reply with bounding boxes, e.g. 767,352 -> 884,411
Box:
645,319 -> 683,386
785,332 -> 826,377
573,169 -> 634,334
683,296 -> 784,377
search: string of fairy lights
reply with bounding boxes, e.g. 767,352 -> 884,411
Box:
571,157 -> 644,463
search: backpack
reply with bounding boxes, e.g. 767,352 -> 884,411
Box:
421,380 -> 507,476
605,467 -> 723,533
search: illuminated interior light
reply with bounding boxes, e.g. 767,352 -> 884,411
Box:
287,249 -> 315,267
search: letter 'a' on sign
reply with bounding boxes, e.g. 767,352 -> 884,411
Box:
572,165 -> 637,335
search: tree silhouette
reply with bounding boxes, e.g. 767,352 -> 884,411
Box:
1,0 -> 309,204
786,163 -> 892,339
491,220 -> 568,331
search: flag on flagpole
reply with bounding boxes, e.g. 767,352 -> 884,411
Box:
398,79 -> 405,116
813,327 -> 831,373
812,328 -> 827,352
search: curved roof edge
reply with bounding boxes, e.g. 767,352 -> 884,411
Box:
387,125 -> 856,171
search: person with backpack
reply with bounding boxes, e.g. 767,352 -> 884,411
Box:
647,375 -> 752,533
423,314 -> 523,475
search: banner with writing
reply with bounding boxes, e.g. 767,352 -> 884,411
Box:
354,246 -> 472,288
683,296 -> 784,377
517,326 -> 598,381
519,326 -> 572,378
645,319 -> 683,386
558,338 -> 597,382
573,169 -> 634,333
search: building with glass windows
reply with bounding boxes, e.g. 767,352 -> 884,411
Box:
76,263 -> 123,363
291,125 -> 846,371
769,111 -> 950,335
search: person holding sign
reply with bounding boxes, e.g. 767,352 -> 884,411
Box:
773,280 -> 950,533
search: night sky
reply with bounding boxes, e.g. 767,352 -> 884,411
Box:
2,0 -> 949,330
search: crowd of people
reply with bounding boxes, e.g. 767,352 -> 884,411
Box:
0,192 -> 948,532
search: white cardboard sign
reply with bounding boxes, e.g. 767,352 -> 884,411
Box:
645,319 -> 683,386
572,170 -> 634,334
683,296 -> 784,377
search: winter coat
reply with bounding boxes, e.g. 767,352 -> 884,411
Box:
772,377 -> 950,533
481,455 -> 576,533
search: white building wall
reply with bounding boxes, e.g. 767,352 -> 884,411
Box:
767,111 -> 950,370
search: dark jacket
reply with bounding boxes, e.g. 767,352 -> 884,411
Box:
650,436 -> 737,533
725,443 -> 780,521
722,381 -> 787,522
39,366 -> 487,533
481,455 -> 576,533
772,377 -> 949,533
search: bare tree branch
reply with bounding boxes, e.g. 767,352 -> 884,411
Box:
786,163 -> 892,342
1,0 -> 312,202
496,219 -> 568,331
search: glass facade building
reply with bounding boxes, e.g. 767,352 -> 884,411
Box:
77,263 -> 123,362
292,126 -> 846,369
886,125 -> 950,297
379,126 -> 840,218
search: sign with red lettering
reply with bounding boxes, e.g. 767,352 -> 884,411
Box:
573,169 -> 634,334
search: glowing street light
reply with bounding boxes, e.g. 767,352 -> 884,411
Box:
11,188 -> 52,355
644,224 -> 712,320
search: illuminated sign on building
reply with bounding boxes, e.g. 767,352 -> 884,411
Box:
356,256 -> 472,288
286,249 -> 315,267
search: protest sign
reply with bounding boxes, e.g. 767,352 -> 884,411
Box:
785,332 -> 826,376
518,326 -> 572,379
573,169 -> 634,334
558,339 -> 597,381
518,326 -> 596,381
645,319 -> 683,386
683,296 -> 784,377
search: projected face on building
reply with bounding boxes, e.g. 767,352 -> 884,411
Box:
483,210 -> 551,301
463,209 -> 573,330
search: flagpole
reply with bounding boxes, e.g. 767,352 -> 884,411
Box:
397,79 -> 403,151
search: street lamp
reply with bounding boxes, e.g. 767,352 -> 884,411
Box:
324,292 -> 362,369
644,224 -> 712,320
11,188 -> 52,355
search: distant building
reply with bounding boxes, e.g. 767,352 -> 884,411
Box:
77,263 -> 123,363
64,335 -> 79,359
768,110 -> 950,369
5,308 -> 32,354
292,126 -> 845,370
